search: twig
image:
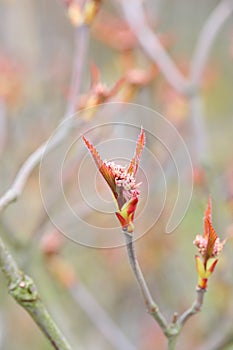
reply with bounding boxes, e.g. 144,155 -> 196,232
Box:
189,93 -> 208,165
123,231 -> 168,333
0,235 -> 72,350
0,25 -> 89,214
178,288 -> 206,327
189,0 -> 233,164
70,282 -> 137,350
119,0 -> 189,94
123,231 -> 209,348
119,0 -> 233,94
119,0 -> 233,167
196,320 -> 233,350
190,0 -> 233,87
66,25 -> 90,116
0,99 -> 7,159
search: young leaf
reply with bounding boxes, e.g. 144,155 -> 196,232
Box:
127,127 -> 145,176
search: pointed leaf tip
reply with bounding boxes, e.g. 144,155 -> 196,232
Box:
204,196 -> 212,222
82,135 -> 103,170
82,136 -> 117,198
204,196 -> 213,240
127,127 -> 146,176
205,218 -> 218,260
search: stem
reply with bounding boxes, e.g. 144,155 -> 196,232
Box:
178,287 -> 206,327
123,231 -> 168,333
167,335 -> 178,350
0,236 -> 72,350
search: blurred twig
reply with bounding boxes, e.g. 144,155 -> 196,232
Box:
0,311 -> 4,350
0,100 -> 7,159
40,231 -> 137,350
118,0 -> 189,94
196,321 -> 233,350
0,235 -> 72,350
70,283 -> 137,350
191,0 -> 233,87
118,0 -> 233,165
0,25 -> 89,214
189,0 -> 233,164
66,25 -> 90,116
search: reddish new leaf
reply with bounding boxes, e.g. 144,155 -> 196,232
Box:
204,196 -> 212,239
82,136 -> 117,197
205,218 -> 218,262
127,127 -> 145,176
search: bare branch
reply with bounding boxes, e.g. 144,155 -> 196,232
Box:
0,25 -> 89,214
124,232 -> 168,333
66,25 -> 90,116
0,100 -> 7,159
196,321 -> 233,350
70,283 -> 137,350
191,0 -> 233,87
0,235 -> 72,350
178,288 -> 206,327
118,0 -> 189,94
189,93 -> 209,164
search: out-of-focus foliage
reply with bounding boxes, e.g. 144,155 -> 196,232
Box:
0,0 -> 233,349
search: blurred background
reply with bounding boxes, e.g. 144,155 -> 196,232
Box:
0,0 -> 233,349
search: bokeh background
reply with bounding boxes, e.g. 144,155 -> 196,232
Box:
0,0 -> 233,349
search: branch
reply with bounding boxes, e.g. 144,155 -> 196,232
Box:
0,235 -> 72,350
119,0 -> 189,94
66,25 -> 90,116
196,321 -> 233,350
123,231 -> 168,333
70,283 -> 137,350
189,93 -> 209,165
191,0 -> 233,87
0,25 -> 89,214
0,99 -> 7,159
178,287 -> 206,327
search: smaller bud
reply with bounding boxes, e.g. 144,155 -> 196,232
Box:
194,198 -> 226,290
115,196 -> 138,234
66,0 -> 101,27
195,255 -> 218,289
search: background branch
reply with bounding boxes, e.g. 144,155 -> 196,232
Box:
119,0 -> 189,94
70,282 -> 137,350
0,24 -> 89,214
0,235 -> 72,350
191,0 -> 233,87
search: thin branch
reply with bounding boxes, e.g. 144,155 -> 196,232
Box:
0,25 -> 89,214
0,235 -> 72,350
0,99 -> 7,159
66,25 -> 90,116
70,282 -> 137,350
189,93 -> 209,165
188,0 -> 233,164
191,0 -> 233,87
119,0 -> 189,94
196,321 -> 233,350
123,231 -> 168,333
178,287 -> 206,327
